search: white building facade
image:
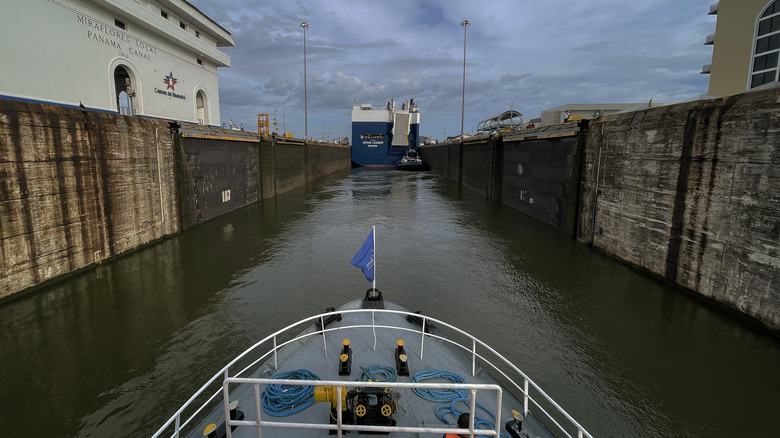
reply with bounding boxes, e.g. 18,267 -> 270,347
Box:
0,0 -> 234,125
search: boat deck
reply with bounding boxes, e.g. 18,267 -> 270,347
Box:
157,293 -> 589,438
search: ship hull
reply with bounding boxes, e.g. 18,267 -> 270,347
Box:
351,100 -> 420,167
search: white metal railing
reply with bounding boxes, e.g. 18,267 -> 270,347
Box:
222,378 -> 502,438
152,307 -> 593,438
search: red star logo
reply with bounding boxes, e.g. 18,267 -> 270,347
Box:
164,72 -> 177,91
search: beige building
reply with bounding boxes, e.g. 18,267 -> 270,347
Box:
540,103 -> 653,126
705,0 -> 780,97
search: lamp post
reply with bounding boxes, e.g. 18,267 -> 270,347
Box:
460,19 -> 470,139
300,21 -> 309,139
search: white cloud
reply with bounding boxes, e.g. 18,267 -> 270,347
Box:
191,0 -> 715,141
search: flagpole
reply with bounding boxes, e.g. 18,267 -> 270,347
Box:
371,225 -> 376,290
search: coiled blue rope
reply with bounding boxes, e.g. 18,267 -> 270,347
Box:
359,364 -> 397,382
261,369 -> 320,417
412,370 -> 509,438
437,397 -> 510,438
411,369 -> 470,402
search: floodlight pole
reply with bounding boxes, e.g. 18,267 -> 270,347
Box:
460,19 -> 470,139
300,21 -> 309,139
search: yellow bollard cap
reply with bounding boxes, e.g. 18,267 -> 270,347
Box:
340,353 -> 349,362
343,339 -> 350,346
397,339 -> 404,347
203,423 -> 216,435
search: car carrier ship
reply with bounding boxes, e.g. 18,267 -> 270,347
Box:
351,99 -> 420,167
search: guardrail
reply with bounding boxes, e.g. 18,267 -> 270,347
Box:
152,307 -> 592,438
223,378 -> 502,437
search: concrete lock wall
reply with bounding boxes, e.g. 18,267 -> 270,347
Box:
422,130 -> 583,235
578,89 -> 780,330
424,87 -> 779,331
0,99 -> 351,301
421,142 -> 462,184
259,136 -> 351,200
0,100 -> 180,300
502,133 -> 583,234
177,135 -> 260,230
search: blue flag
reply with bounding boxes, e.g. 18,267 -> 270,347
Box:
350,229 -> 375,282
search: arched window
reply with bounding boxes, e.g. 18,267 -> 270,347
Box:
113,65 -> 134,115
196,90 -> 208,125
751,0 -> 780,89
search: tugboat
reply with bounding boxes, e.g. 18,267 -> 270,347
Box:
153,229 -> 592,438
395,149 -> 430,171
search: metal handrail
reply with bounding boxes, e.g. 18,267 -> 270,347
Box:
152,306 -> 592,438
221,378 -> 502,438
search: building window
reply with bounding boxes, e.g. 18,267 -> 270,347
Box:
197,58 -> 204,66
751,0 -> 780,88
180,21 -> 186,30
161,10 -> 168,19
195,30 -> 200,38
114,19 -> 126,30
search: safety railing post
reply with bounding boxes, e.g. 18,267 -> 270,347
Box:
419,319 -> 426,360
472,338 -> 477,377
320,316 -> 328,358
273,335 -> 278,370
523,379 -> 529,416
254,383 -> 262,438
336,385 -> 344,437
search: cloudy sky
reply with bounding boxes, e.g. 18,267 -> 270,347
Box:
190,0 -> 716,142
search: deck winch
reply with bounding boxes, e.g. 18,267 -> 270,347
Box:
315,385 -> 399,432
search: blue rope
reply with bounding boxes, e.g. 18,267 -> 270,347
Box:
261,369 -> 320,417
411,369 -> 470,402
412,370 -> 509,438
437,397 -> 510,438
359,364 -> 397,382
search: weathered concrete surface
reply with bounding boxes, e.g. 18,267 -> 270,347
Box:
0,100 -> 180,300
260,136 -> 351,199
424,89 -> 779,331
578,88 -> 780,331
423,129 -> 584,235
0,101 -> 351,301
420,142 -> 462,183
461,137 -> 502,201
503,128 -> 584,234
173,129 -> 349,230
177,135 -> 260,230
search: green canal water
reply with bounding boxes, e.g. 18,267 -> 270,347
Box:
1,169 -> 778,437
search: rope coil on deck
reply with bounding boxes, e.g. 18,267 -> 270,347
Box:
437,397 -> 511,438
414,370 -> 510,438
359,364 -> 397,382
411,369 -> 470,402
261,369 -> 321,416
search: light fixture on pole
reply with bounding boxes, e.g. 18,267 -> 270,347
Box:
300,20 -> 309,139
460,19 -> 470,140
